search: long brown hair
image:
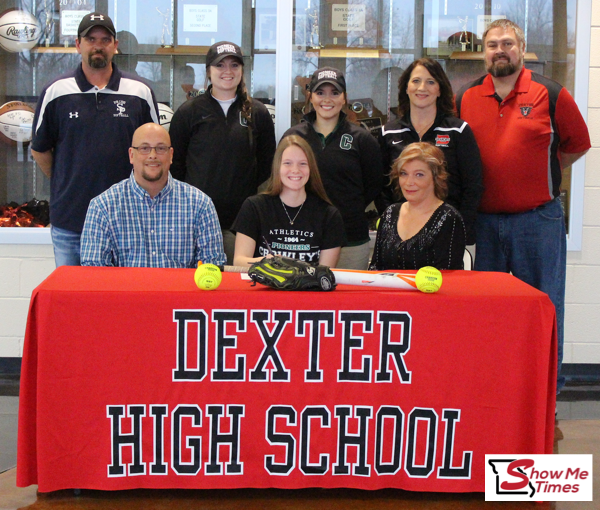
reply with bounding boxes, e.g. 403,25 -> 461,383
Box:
391,142 -> 448,200
264,135 -> 332,204
397,58 -> 455,117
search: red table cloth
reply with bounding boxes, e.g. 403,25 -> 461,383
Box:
17,266 -> 557,492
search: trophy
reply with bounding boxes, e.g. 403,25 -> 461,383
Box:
157,7 -> 173,48
43,0 -> 53,47
307,7 -> 323,49
458,16 -> 470,51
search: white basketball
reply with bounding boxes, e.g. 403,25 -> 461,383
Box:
158,103 -> 174,132
0,101 -> 35,144
0,10 -> 42,53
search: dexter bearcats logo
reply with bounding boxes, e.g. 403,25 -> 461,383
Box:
113,100 -> 129,118
435,134 -> 450,147
519,103 -> 533,118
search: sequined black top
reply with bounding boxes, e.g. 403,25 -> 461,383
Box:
369,203 -> 466,270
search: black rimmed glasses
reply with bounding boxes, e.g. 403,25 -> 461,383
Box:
131,145 -> 171,155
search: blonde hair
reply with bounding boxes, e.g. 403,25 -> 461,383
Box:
391,142 -> 448,200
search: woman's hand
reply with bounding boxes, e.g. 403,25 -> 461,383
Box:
233,233 -> 272,266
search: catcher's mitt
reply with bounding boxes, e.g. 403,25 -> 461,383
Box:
248,256 -> 336,291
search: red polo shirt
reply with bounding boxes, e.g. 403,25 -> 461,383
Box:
456,68 -> 590,214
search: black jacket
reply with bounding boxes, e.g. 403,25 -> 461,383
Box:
378,113 -> 483,244
283,112 -> 384,244
170,88 -> 276,229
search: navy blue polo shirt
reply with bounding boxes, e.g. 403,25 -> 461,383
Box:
31,63 -> 158,232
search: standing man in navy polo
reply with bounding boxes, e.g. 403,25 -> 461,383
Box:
456,19 -> 590,393
31,12 -> 159,266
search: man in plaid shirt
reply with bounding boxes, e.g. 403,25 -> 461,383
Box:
81,123 -> 225,267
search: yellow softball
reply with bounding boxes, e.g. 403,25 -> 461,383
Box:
194,263 -> 222,290
415,266 -> 442,293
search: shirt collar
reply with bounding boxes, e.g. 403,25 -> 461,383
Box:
481,66 -> 529,96
75,62 -> 122,92
303,110 -> 346,141
206,85 -> 241,106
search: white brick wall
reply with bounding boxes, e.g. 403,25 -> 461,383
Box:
0,245 -> 55,357
564,0 -> 600,363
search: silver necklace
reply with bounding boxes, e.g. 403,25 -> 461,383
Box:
280,199 -> 304,225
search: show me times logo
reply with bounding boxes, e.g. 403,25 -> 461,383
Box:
485,455 -> 592,501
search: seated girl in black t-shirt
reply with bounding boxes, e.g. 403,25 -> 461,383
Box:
232,135 -> 345,267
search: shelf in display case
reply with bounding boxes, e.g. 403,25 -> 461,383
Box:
31,47 -> 79,54
449,51 -> 539,61
156,46 -> 210,55
302,48 -> 390,59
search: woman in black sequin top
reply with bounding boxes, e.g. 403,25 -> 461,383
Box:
369,142 -> 466,270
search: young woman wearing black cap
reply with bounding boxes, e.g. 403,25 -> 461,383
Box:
282,67 -> 384,270
169,41 -> 276,264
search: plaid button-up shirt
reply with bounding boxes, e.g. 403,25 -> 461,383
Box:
81,172 -> 225,268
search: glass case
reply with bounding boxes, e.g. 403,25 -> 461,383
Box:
0,0 -> 584,236
289,0 -> 576,126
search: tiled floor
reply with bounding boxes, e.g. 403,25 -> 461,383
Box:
1,394 -> 599,509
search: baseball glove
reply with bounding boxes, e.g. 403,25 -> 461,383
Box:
248,256 -> 336,291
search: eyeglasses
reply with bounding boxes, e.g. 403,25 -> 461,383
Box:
131,145 -> 171,155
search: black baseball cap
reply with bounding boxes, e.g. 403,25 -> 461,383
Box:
309,67 -> 346,93
78,12 -> 117,38
206,41 -> 244,67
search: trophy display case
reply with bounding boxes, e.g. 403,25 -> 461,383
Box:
0,0 -> 583,239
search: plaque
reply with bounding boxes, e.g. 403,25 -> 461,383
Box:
177,0 -> 242,48
326,0 -> 379,49
59,1 -> 95,47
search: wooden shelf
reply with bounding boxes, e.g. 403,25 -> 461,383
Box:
31,46 -> 78,54
450,51 -> 539,61
299,48 -> 389,59
155,46 -> 210,55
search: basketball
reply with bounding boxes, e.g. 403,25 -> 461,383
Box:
158,103 -> 174,132
0,101 -> 35,145
0,10 -> 42,53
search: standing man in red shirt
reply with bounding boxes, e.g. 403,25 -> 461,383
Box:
456,19 -> 590,393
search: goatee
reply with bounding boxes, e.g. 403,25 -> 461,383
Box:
89,53 -> 108,69
488,61 -> 519,77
